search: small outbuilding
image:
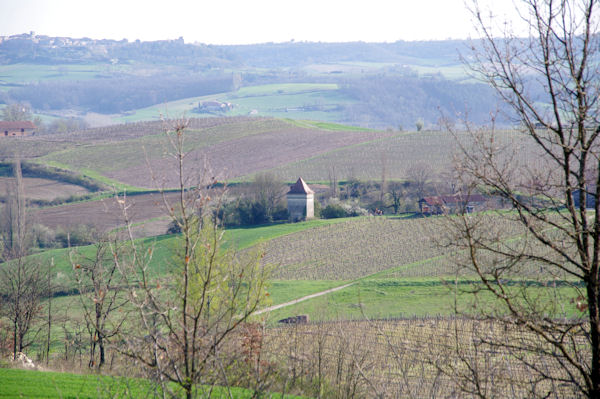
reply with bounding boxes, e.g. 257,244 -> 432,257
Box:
287,177 -> 314,222
419,193 -> 487,215
0,121 -> 36,137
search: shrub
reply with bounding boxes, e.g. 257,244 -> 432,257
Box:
166,218 -> 182,234
321,199 -> 369,219
31,223 -> 56,249
321,203 -> 347,219
219,198 -> 289,226
55,225 -> 98,247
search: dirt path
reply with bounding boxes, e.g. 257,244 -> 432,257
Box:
255,282 -> 354,315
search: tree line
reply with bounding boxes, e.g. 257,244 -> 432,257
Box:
7,73 -> 235,114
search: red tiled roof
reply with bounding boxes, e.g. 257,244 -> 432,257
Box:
288,177 -> 314,195
0,121 -> 36,130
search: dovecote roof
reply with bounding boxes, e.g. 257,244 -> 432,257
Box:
287,177 -> 314,195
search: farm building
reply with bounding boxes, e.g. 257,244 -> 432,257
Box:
197,101 -> 233,113
0,121 -> 36,137
287,177 -> 314,222
419,193 -> 487,215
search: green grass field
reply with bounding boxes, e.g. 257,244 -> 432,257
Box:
113,83 -> 355,124
283,119 -> 373,132
0,63 -> 124,91
264,276 -> 582,323
222,217 -> 351,250
0,368 -> 154,399
0,368 -> 302,399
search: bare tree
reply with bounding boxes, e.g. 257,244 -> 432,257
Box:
115,120 -> 271,399
380,151 -> 388,203
0,158 -> 47,360
386,181 -> 405,214
406,162 -> 432,200
0,256 -> 46,360
71,238 -> 129,369
328,165 -> 338,198
1,103 -> 32,122
250,172 -> 287,222
0,159 -> 27,259
445,1 -> 600,397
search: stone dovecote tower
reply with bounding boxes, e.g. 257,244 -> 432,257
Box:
287,177 -> 314,222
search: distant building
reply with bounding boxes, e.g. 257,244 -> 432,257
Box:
0,121 -> 36,137
287,177 -> 314,222
197,101 -> 233,113
571,187 -> 596,209
419,193 -> 487,215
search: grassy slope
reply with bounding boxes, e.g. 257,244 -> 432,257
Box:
113,83 -> 354,124
13,209 -> 582,328
0,368 -> 154,399
32,213 -> 577,324
263,276 -> 582,323
222,218 -> 351,250
0,63 -> 120,91
28,218 -> 354,305
0,368 -> 301,399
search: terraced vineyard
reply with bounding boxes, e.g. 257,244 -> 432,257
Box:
5,116 -> 546,193
262,213 -> 538,281
264,216 -> 447,280
28,117 -> 395,188
264,317 -> 583,398
265,129 -> 546,181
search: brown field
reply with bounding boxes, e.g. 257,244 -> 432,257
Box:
32,191 -> 180,235
0,117 -> 267,164
0,177 -> 90,201
104,127 -> 394,188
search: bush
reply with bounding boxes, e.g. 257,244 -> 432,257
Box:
31,224 -> 56,249
321,199 -> 369,219
321,203 -> 347,219
313,199 -> 322,218
55,225 -> 98,247
166,219 -> 182,234
219,198 -> 288,226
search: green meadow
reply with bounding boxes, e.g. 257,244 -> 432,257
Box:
0,368 -> 303,399
113,83 -> 355,124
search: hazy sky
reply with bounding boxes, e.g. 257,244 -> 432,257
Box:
0,0 -> 524,44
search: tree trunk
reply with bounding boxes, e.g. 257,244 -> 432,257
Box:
12,319 -> 17,359
588,278 -> 600,397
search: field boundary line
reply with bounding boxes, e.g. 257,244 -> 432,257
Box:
255,282 -> 354,315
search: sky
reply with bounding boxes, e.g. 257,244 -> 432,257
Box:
0,0 -> 525,45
